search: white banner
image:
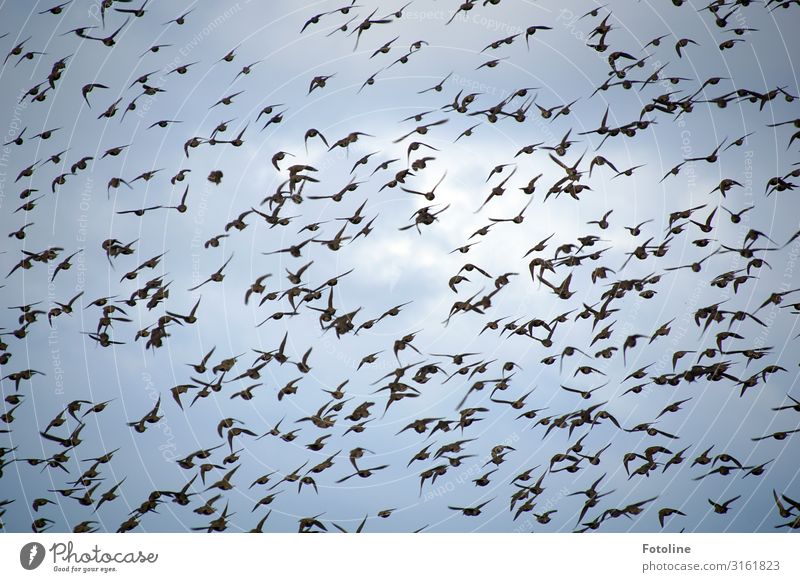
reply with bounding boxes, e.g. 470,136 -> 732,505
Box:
0,534 -> 797,581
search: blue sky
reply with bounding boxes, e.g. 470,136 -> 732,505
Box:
0,0 -> 799,533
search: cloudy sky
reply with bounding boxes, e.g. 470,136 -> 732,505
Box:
0,0 -> 799,533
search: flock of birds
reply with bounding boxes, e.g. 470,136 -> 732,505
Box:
1,0 -> 800,533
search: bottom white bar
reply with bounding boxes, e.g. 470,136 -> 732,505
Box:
0,533 -> 797,581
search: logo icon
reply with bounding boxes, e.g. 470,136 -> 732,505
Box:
20,542 -> 46,570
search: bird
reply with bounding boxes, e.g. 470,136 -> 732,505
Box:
448,498 -> 494,516
708,496 -> 741,514
126,397 -> 162,434
189,256 -> 234,291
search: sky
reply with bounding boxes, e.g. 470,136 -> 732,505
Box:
0,0 -> 799,533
